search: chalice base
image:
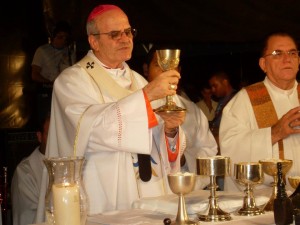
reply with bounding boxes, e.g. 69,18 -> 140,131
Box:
154,104 -> 186,113
238,207 -> 264,216
170,220 -> 199,225
198,208 -> 231,222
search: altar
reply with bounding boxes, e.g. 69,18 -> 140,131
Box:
32,187 -> 283,225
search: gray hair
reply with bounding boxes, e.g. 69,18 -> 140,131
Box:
86,20 -> 99,36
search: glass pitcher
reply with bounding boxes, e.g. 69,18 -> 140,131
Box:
44,156 -> 88,225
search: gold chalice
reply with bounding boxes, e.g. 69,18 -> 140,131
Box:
288,176 -> 300,199
196,156 -> 231,221
259,159 -> 293,211
234,162 -> 264,216
288,176 -> 300,189
167,172 -> 198,225
154,49 -> 186,113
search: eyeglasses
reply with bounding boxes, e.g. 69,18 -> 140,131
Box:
264,50 -> 300,59
91,28 -> 137,40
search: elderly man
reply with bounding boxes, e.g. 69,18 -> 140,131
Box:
220,31 -> 300,191
36,4 -> 186,219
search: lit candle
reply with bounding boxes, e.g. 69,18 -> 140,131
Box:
52,183 -> 81,225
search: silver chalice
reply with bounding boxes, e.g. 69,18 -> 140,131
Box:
167,172 -> 198,225
196,156 -> 231,221
234,162 -> 264,216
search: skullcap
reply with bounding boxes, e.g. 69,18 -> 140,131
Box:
87,4 -> 121,22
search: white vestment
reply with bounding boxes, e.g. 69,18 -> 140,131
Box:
11,148 -> 44,225
36,50 -> 198,220
196,99 -> 218,121
220,77 -> 300,191
136,95 -> 218,196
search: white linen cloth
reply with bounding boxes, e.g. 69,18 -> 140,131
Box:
132,188 -> 270,215
30,187 -> 276,225
220,77 -> 300,192
30,211 -> 276,225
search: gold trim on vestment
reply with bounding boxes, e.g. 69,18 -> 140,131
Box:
246,82 -> 283,158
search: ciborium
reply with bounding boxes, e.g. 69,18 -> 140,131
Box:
234,162 -> 264,216
167,172 -> 198,225
154,49 -> 186,113
259,159 -> 293,211
196,156 -> 231,221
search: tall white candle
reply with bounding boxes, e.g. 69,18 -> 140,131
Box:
52,183 -> 81,225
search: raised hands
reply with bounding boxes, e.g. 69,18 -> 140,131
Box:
143,69 -> 180,101
271,106 -> 300,144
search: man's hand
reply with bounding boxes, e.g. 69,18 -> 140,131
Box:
143,70 -> 180,101
156,111 -> 186,137
271,106 -> 300,144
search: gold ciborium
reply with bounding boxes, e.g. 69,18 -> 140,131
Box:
167,172 -> 198,225
259,159 -> 293,211
234,162 -> 264,216
196,156 -> 231,221
154,49 -> 186,113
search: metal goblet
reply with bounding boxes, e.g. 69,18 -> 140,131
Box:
167,172 -> 198,225
234,162 -> 264,216
288,176 -> 300,189
196,156 -> 231,221
154,49 -> 186,113
259,159 -> 293,211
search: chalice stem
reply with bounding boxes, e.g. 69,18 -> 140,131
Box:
210,175 -> 217,197
244,185 -> 256,208
208,175 -> 219,213
166,95 -> 176,107
176,194 -> 189,222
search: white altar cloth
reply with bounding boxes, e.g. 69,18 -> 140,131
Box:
132,188 -> 270,215
31,188 -> 282,225
31,209 -> 275,225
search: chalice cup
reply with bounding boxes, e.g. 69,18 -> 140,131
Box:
288,176 -> 300,198
167,172 -> 198,225
154,49 -> 186,113
196,156 -> 231,221
259,159 -> 293,211
288,176 -> 300,189
234,162 -> 264,216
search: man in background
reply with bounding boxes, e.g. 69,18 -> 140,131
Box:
209,71 -> 236,148
11,114 -> 50,225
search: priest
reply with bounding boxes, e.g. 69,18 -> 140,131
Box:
220,31 -> 300,191
36,4 -> 189,221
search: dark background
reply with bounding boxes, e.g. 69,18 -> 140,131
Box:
1,1 -> 300,209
